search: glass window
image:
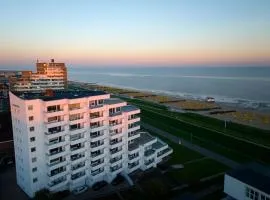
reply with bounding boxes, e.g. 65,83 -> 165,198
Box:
30,137 -> 35,142
29,116 -> 34,121
32,157 -> 37,163
31,147 -> 36,152
33,178 -> 38,183
28,105 -> 33,110
29,127 -> 34,132
32,167 -> 37,172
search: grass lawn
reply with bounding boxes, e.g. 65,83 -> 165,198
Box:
166,158 -> 229,183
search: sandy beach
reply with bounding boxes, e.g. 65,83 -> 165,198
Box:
69,81 -> 270,130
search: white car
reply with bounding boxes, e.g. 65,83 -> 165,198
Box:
72,186 -> 88,195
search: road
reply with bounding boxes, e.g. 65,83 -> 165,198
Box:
141,122 -> 240,169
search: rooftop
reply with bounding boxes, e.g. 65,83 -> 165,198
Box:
12,90 -> 107,101
226,163 -> 270,194
104,98 -> 125,105
121,105 -> 140,112
137,132 -> 156,146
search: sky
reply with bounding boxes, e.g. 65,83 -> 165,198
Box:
0,0 -> 270,68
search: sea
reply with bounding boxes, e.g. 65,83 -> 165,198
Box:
69,67 -> 270,112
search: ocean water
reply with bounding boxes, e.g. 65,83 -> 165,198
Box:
69,67 -> 270,112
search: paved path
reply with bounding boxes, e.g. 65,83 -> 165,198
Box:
142,123 -> 240,169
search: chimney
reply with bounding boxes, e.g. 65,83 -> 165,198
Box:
51,59 -> 54,63
44,89 -> 54,97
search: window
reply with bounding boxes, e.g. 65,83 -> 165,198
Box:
30,137 -> 35,142
33,178 -> 38,183
28,105 -> 33,110
32,157 -> 37,163
29,116 -> 34,121
32,167 -> 37,172
29,127 -> 34,132
31,147 -> 36,152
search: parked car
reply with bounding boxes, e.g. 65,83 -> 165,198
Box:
92,181 -> 108,191
111,175 -> 125,185
72,186 -> 88,195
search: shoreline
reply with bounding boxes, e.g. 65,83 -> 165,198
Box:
69,80 -> 270,130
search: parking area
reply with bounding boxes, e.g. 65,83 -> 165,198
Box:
0,166 -> 29,200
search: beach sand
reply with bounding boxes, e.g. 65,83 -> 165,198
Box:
69,81 -> 270,130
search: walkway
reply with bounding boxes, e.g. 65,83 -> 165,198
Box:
141,123 -> 240,169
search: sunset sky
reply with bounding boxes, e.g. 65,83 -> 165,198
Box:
1,0 -> 270,67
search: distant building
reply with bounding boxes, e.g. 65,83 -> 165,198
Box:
9,90 -> 172,198
9,59 -> 67,92
224,163 -> 270,200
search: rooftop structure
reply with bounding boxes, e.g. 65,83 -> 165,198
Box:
9,90 -> 172,197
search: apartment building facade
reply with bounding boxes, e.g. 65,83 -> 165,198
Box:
9,90 -> 172,197
9,59 -> 67,92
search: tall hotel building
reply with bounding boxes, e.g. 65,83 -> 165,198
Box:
9,59 -> 67,92
10,90 -> 173,197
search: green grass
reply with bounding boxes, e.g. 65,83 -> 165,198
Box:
141,109 -> 270,164
166,159 -> 229,183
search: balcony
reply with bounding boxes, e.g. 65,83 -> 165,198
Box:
47,159 -> 67,170
48,176 -> 68,191
144,149 -> 156,158
69,126 -> 85,135
90,125 -> 106,133
110,148 -> 123,158
91,168 -> 105,177
45,120 -> 66,129
128,131 -> 140,141
108,112 -> 123,121
48,168 -> 67,180
45,109 -> 65,118
70,144 -> 86,154
91,141 -> 105,150
45,129 -> 67,140
157,147 -> 173,158
90,132 -> 106,143
71,171 -> 86,181
89,104 -> 104,113
128,123 -> 140,132
46,139 -> 67,150
71,162 -> 86,173
110,165 -> 123,175
70,135 -> 86,146
128,161 -> 140,169
110,156 -> 122,167
91,151 -> 105,161
69,107 -> 86,115
128,154 -> 139,161
70,154 -> 85,163
69,117 -> 85,125
110,131 -> 124,140
128,117 -> 140,124
145,158 -> 155,166
110,140 -> 123,149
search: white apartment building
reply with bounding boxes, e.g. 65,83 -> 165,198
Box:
9,90 -> 173,198
224,163 -> 270,200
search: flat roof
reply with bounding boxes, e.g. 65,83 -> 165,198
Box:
104,98 -> 124,105
226,163 -> 270,194
152,140 -> 166,150
121,105 -> 139,112
12,90 -> 107,101
138,132 -> 156,145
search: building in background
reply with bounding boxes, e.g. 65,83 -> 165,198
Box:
9,59 -> 67,92
224,163 -> 270,200
9,90 -> 172,198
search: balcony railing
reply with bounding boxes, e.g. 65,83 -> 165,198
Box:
109,112 -> 122,117
70,145 -> 85,152
110,156 -> 122,164
46,119 -> 64,124
89,104 -> 103,109
69,117 -> 83,121
128,154 -> 139,160
69,126 -> 84,132
91,142 -> 104,148
70,134 -> 84,141
128,162 -> 140,169
91,168 -> 104,176
91,151 -> 104,158
90,114 -> 103,119
91,160 -> 104,167
45,129 -> 65,135
110,165 -> 122,172
110,148 -> 122,155
71,171 -> 85,180
46,109 -> 64,113
48,139 -> 65,146
48,168 -> 66,177
48,149 -> 65,156
48,176 -> 67,187
145,159 -> 155,166
71,163 -> 85,171
90,132 -> 104,139
144,149 -> 155,157
110,139 -> 122,146
69,107 -> 82,111
48,158 -> 66,167
71,154 -> 85,161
